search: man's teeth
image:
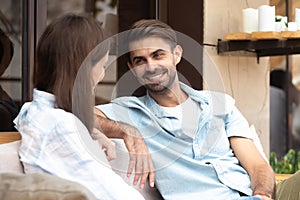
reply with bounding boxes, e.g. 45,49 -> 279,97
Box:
148,74 -> 162,80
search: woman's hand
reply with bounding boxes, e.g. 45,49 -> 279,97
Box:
92,128 -> 116,161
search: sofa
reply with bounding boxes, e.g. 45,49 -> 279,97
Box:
0,132 -> 163,200
0,131 -> 290,200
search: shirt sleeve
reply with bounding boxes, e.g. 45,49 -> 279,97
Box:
95,103 -> 139,125
36,117 -> 144,200
225,105 -> 253,139
95,103 -> 115,119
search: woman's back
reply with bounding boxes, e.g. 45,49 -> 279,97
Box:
15,89 -> 144,199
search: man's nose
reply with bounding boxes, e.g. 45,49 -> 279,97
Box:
145,59 -> 156,71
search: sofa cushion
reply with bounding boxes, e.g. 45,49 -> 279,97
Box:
0,141 -> 23,173
0,173 -> 96,200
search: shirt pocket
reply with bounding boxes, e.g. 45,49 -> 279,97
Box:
210,160 -> 253,196
196,117 -> 230,158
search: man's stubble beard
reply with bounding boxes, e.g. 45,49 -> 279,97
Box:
143,70 -> 177,94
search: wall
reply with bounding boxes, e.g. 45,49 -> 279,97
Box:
203,0 -> 270,156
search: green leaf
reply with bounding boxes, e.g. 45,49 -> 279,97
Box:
270,149 -> 300,174
275,17 -> 282,22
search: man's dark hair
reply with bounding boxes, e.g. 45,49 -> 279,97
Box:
125,19 -> 177,64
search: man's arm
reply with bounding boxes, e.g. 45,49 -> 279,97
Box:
230,137 -> 276,199
94,108 -> 155,189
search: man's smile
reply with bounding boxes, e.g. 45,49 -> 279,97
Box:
143,69 -> 167,84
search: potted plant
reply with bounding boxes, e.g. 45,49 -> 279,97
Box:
270,149 -> 300,183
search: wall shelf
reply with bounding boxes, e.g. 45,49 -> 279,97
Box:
217,38 -> 300,62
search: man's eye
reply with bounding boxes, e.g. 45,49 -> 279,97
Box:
153,52 -> 163,59
133,59 -> 143,65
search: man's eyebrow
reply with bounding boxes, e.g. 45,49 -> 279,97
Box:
150,49 -> 166,56
151,49 -> 166,55
131,49 -> 167,62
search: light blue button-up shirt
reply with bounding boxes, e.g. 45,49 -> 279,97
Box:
97,82 -> 254,200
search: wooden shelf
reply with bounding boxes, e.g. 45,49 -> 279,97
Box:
218,39 -> 300,56
217,32 -> 300,62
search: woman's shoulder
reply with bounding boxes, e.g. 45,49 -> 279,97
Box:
17,101 -> 77,134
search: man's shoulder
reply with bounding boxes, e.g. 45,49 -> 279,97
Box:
110,96 -> 143,106
180,83 -> 234,104
200,90 -> 234,101
100,95 -> 148,110
111,96 -> 140,102
196,90 -> 236,114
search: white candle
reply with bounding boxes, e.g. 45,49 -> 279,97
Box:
288,22 -> 297,31
242,8 -> 258,33
295,8 -> 300,30
259,5 -> 276,32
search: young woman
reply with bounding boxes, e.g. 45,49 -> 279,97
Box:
14,13 -> 144,200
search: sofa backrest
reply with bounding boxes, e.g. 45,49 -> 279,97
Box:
0,133 -> 23,173
0,132 -> 21,144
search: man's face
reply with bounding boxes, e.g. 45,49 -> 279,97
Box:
128,37 -> 182,93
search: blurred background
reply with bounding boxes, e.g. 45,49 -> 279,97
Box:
1,0 -> 300,161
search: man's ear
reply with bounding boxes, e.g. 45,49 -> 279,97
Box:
127,62 -> 137,76
174,45 -> 183,64
127,62 -> 133,69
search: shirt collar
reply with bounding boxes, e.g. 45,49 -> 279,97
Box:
142,82 -> 209,118
33,88 -> 57,108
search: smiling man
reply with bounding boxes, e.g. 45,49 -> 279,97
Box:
94,19 -> 280,200
128,37 -> 181,95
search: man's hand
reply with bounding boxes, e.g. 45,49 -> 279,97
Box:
94,112 -> 155,189
253,194 -> 273,200
118,123 -> 155,189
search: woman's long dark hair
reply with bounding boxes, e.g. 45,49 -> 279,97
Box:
35,13 -> 109,133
